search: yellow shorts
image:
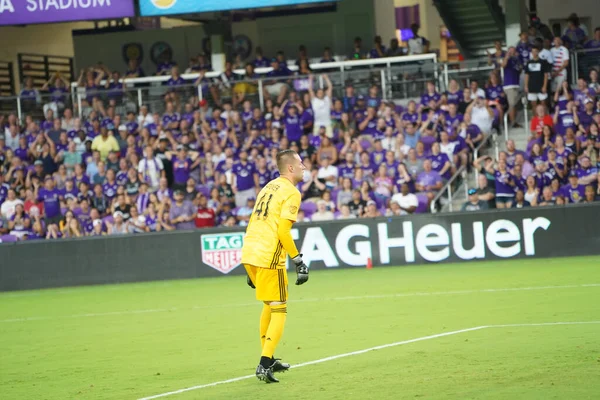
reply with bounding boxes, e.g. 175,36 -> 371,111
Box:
244,264 -> 288,302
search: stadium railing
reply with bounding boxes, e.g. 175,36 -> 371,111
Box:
70,54 -> 439,117
1,54 -> 504,122
571,48 -> 600,84
430,128 -> 495,214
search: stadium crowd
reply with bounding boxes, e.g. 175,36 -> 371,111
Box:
462,17 -> 600,211
0,16 -> 599,241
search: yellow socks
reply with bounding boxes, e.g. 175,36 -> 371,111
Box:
261,303 -> 287,358
259,303 -> 271,348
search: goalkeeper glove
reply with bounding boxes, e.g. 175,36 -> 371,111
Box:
291,254 -> 309,285
247,275 -> 255,289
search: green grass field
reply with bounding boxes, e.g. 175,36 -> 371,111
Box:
1,256 -> 599,400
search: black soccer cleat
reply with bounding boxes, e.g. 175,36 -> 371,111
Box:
255,364 -> 279,383
270,358 -> 290,373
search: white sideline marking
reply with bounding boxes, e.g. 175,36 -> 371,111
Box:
1,283 -> 599,323
136,326 -> 486,400
136,321 -> 600,400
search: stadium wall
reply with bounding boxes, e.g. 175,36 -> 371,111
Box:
232,0 -> 375,62
72,25 -> 206,78
1,204 -> 599,292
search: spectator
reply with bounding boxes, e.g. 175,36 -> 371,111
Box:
487,41 -> 506,69
362,200 -> 381,218
7,203 -> 30,239
113,193 -> 131,221
494,159 -> 515,208
308,74 -> 333,137
0,189 -> 23,219
562,171 -> 585,203
138,146 -> 164,191
195,193 -> 215,228
407,24 -> 429,55
317,157 -> 338,190
236,197 -> 255,226
91,127 -> 119,161
350,36 -> 364,60
127,206 -> 147,234
416,159 -> 443,202
389,183 -> 418,215
41,72 -> 69,115
562,14 -> 587,48
538,186 -> 556,206
337,204 -> 356,219
107,211 -> 128,235
232,150 -> 258,207
584,27 -> 600,50
125,59 -> 145,79
263,58 -> 290,105
530,104 -> 553,138
169,190 -> 195,230
523,175 -> 539,206
466,94 -> 494,135
550,37 -> 570,93
37,176 -> 62,225
516,31 -> 532,72
347,189 -> 366,217
311,199 -> 334,221
462,188 -> 489,211
512,189 -> 531,208
369,35 -> 386,59
525,47 -> 550,106
583,185 -> 596,203
386,38 -> 405,57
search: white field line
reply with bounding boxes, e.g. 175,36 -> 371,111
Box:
137,321 -> 600,400
137,326 -> 487,400
2,283 -> 599,323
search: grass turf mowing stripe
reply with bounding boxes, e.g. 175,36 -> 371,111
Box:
2,283 -> 599,323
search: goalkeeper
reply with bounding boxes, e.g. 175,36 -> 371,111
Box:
241,149 -> 309,384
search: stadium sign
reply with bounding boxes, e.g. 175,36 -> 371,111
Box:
139,0 -> 339,17
201,232 -> 244,274
0,0 -> 135,26
3,205 -> 600,291
290,211 -> 561,269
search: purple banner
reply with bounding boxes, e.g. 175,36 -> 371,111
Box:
0,0 -> 135,26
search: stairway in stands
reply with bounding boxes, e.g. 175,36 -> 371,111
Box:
433,0 -> 506,58
443,112 -> 529,213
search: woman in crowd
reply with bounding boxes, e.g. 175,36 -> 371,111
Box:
529,143 -> 544,165
494,159 -> 515,208
523,175 -> 539,206
336,177 -> 354,211
8,204 -> 31,239
373,164 -> 393,205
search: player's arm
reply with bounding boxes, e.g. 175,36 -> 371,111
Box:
279,192 -> 309,285
278,219 -> 309,285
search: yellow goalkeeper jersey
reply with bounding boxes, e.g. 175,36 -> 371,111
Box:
241,177 -> 301,269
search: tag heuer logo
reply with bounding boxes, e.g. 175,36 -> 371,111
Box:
201,233 -> 244,274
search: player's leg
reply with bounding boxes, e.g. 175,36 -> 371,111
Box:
259,302 -> 270,349
245,265 -> 271,349
254,268 -> 289,383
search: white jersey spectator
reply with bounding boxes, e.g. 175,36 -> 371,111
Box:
317,158 -> 338,190
407,23 -> 430,55
469,96 -> 494,134
550,38 -> 569,92
311,200 -> 335,221
138,149 -> 164,190
137,106 -> 154,127
390,184 -> 418,215
0,190 -> 23,219
308,74 -> 333,137
539,47 -> 553,65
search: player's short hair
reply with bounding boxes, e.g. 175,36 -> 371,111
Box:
276,149 -> 298,173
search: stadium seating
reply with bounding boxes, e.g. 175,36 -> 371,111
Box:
0,19 -> 599,241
